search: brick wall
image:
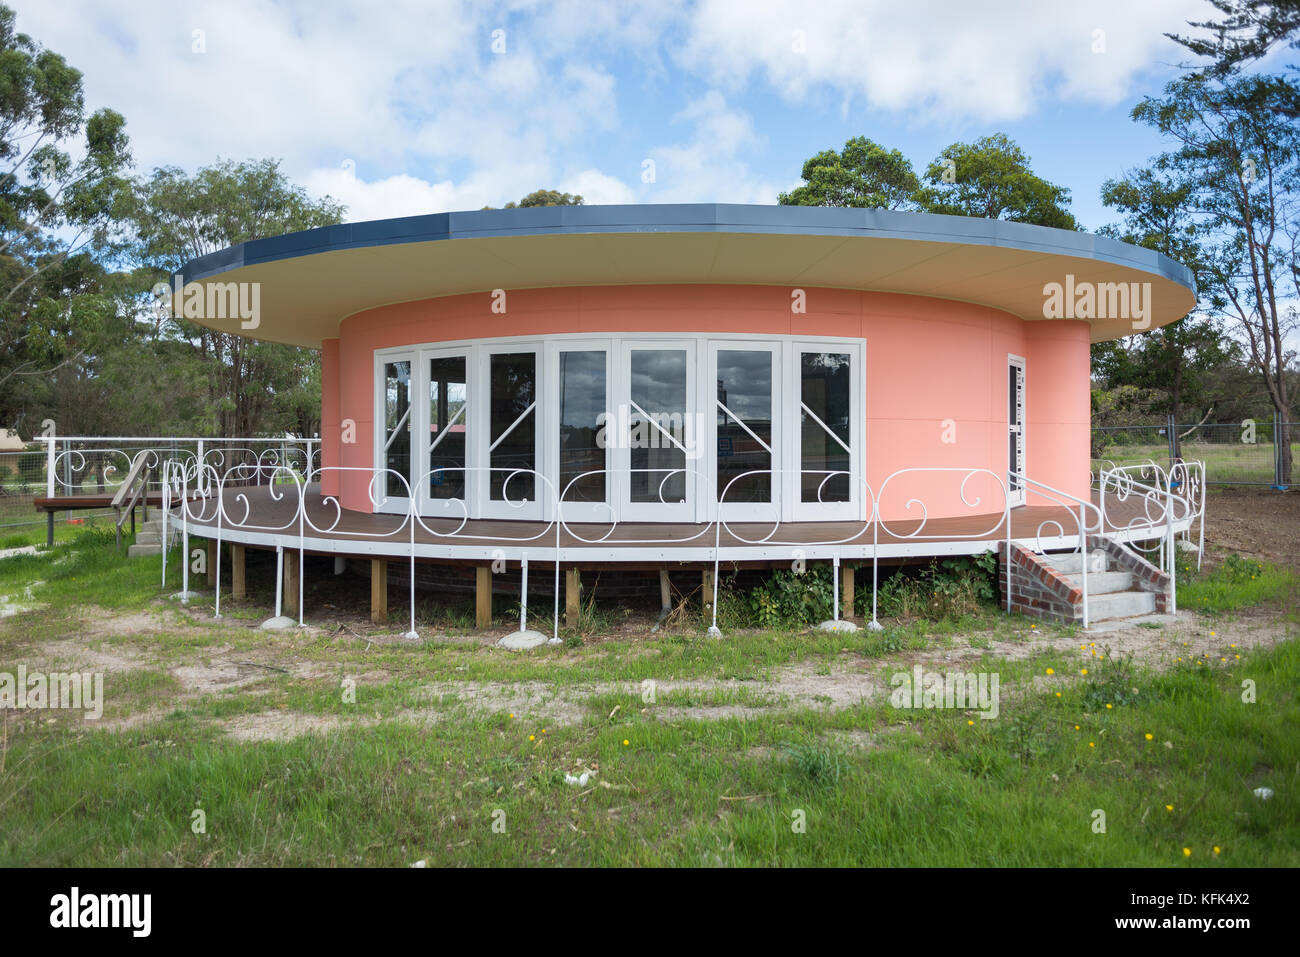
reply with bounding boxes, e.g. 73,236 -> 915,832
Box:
998,541 -> 1085,624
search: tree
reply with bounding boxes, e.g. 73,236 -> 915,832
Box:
505,189 -> 583,208
0,2 -> 133,430
1130,72 -> 1300,482
129,159 -> 345,436
778,137 -> 919,209
915,134 -> 1079,229
1167,0 -> 1300,78
1092,168 -> 1237,456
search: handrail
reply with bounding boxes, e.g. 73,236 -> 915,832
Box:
112,450 -> 156,550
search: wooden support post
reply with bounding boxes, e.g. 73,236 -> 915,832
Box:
206,539 -> 219,591
565,568 -> 581,626
47,512 -> 54,547
842,566 -> 855,620
659,569 -> 671,611
231,544 -> 246,600
283,550 -> 299,616
370,559 -> 388,624
475,566 -> 492,629
702,569 -> 714,616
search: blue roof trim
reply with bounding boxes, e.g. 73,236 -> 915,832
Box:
178,203 -> 1197,294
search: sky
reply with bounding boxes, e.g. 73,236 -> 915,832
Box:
9,0 -> 1269,232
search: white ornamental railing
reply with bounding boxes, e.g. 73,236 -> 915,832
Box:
148,453 -> 1203,640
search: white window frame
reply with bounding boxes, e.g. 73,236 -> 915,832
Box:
1008,353 -> 1027,509
788,340 -> 866,523
373,350 -> 416,515
545,340 -> 613,524
373,331 -> 864,526
617,338 -> 699,524
416,344 -> 474,520
708,340 -> 781,524
479,340 -> 544,521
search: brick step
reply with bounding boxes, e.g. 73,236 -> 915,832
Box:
1087,589 -> 1157,619
1063,570 -> 1133,595
1042,549 -> 1107,575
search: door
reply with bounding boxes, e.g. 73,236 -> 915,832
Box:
481,345 -> 543,520
550,342 -> 611,523
618,340 -> 697,522
791,344 -> 860,522
377,355 -> 414,513
420,348 -> 471,518
1008,354 -> 1026,508
711,342 -> 778,521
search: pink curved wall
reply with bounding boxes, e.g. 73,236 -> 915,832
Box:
320,285 -> 1090,521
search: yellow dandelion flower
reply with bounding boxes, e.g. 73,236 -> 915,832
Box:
1055,692 -> 1061,698
1183,847 -> 1191,857
1080,668 -> 1088,676
1088,741 -> 1095,748
967,719 -> 974,726
1046,667 -> 1055,675
622,739 -> 630,746
1210,631 -> 1216,637
1105,703 -> 1113,709
1165,804 -> 1174,812
1213,846 -> 1221,855
528,734 -> 535,742
1074,725 -> 1080,730
1145,733 -> 1153,741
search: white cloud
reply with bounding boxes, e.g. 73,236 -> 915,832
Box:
678,0 -> 1208,121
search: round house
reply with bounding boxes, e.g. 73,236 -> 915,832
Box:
178,203 -> 1195,535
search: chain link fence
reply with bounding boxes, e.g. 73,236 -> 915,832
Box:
1093,413 -> 1295,488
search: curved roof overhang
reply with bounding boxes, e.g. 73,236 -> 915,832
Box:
176,203 -> 1197,348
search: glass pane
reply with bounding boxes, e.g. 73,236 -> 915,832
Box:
490,352 -> 536,502
800,352 -> 851,503
558,350 -> 606,503
428,355 -> 467,499
383,360 -> 411,499
630,349 -> 687,504
716,350 -> 772,503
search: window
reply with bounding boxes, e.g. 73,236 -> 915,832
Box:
488,352 -> 537,503
715,348 -> 774,505
799,351 -> 852,504
557,350 -> 606,504
382,359 -> 412,502
376,334 -> 861,524
428,354 -> 468,500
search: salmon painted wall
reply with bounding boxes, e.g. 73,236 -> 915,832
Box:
321,285 -> 1091,521
319,338 -> 340,498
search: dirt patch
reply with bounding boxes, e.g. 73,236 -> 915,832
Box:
1204,487 -> 1300,572
223,711 -> 374,743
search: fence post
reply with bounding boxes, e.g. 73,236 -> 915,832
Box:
1275,412 -> 1284,489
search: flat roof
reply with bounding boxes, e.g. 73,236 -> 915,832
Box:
177,203 -> 1198,347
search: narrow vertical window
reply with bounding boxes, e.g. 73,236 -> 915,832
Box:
558,350 -> 606,502
383,360 -> 411,500
799,352 -> 851,503
489,352 -> 536,502
428,355 -> 467,499
716,350 -> 772,503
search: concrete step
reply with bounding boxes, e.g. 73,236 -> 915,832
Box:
1064,570 -> 1133,595
127,543 -> 162,557
1087,589 -> 1156,620
1043,549 -> 1108,575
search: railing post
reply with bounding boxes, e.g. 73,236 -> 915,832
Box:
1167,413 -> 1176,469
45,433 -> 55,498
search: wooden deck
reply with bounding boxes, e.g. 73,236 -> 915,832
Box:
80,483 -> 1176,565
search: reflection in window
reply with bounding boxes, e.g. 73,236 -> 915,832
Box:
558,351 -> 606,503
800,352 -> 851,503
384,360 -> 411,499
630,349 -> 687,504
716,350 -> 772,503
490,352 -> 536,501
428,355 -> 467,499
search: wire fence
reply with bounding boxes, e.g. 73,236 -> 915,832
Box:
1092,413 -> 1295,488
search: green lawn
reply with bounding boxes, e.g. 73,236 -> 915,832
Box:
0,529 -> 1295,866
1094,441 -> 1296,484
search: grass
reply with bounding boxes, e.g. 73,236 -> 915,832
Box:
1177,554 -> 1296,613
1093,441 -> 1297,485
0,529 -> 1295,866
